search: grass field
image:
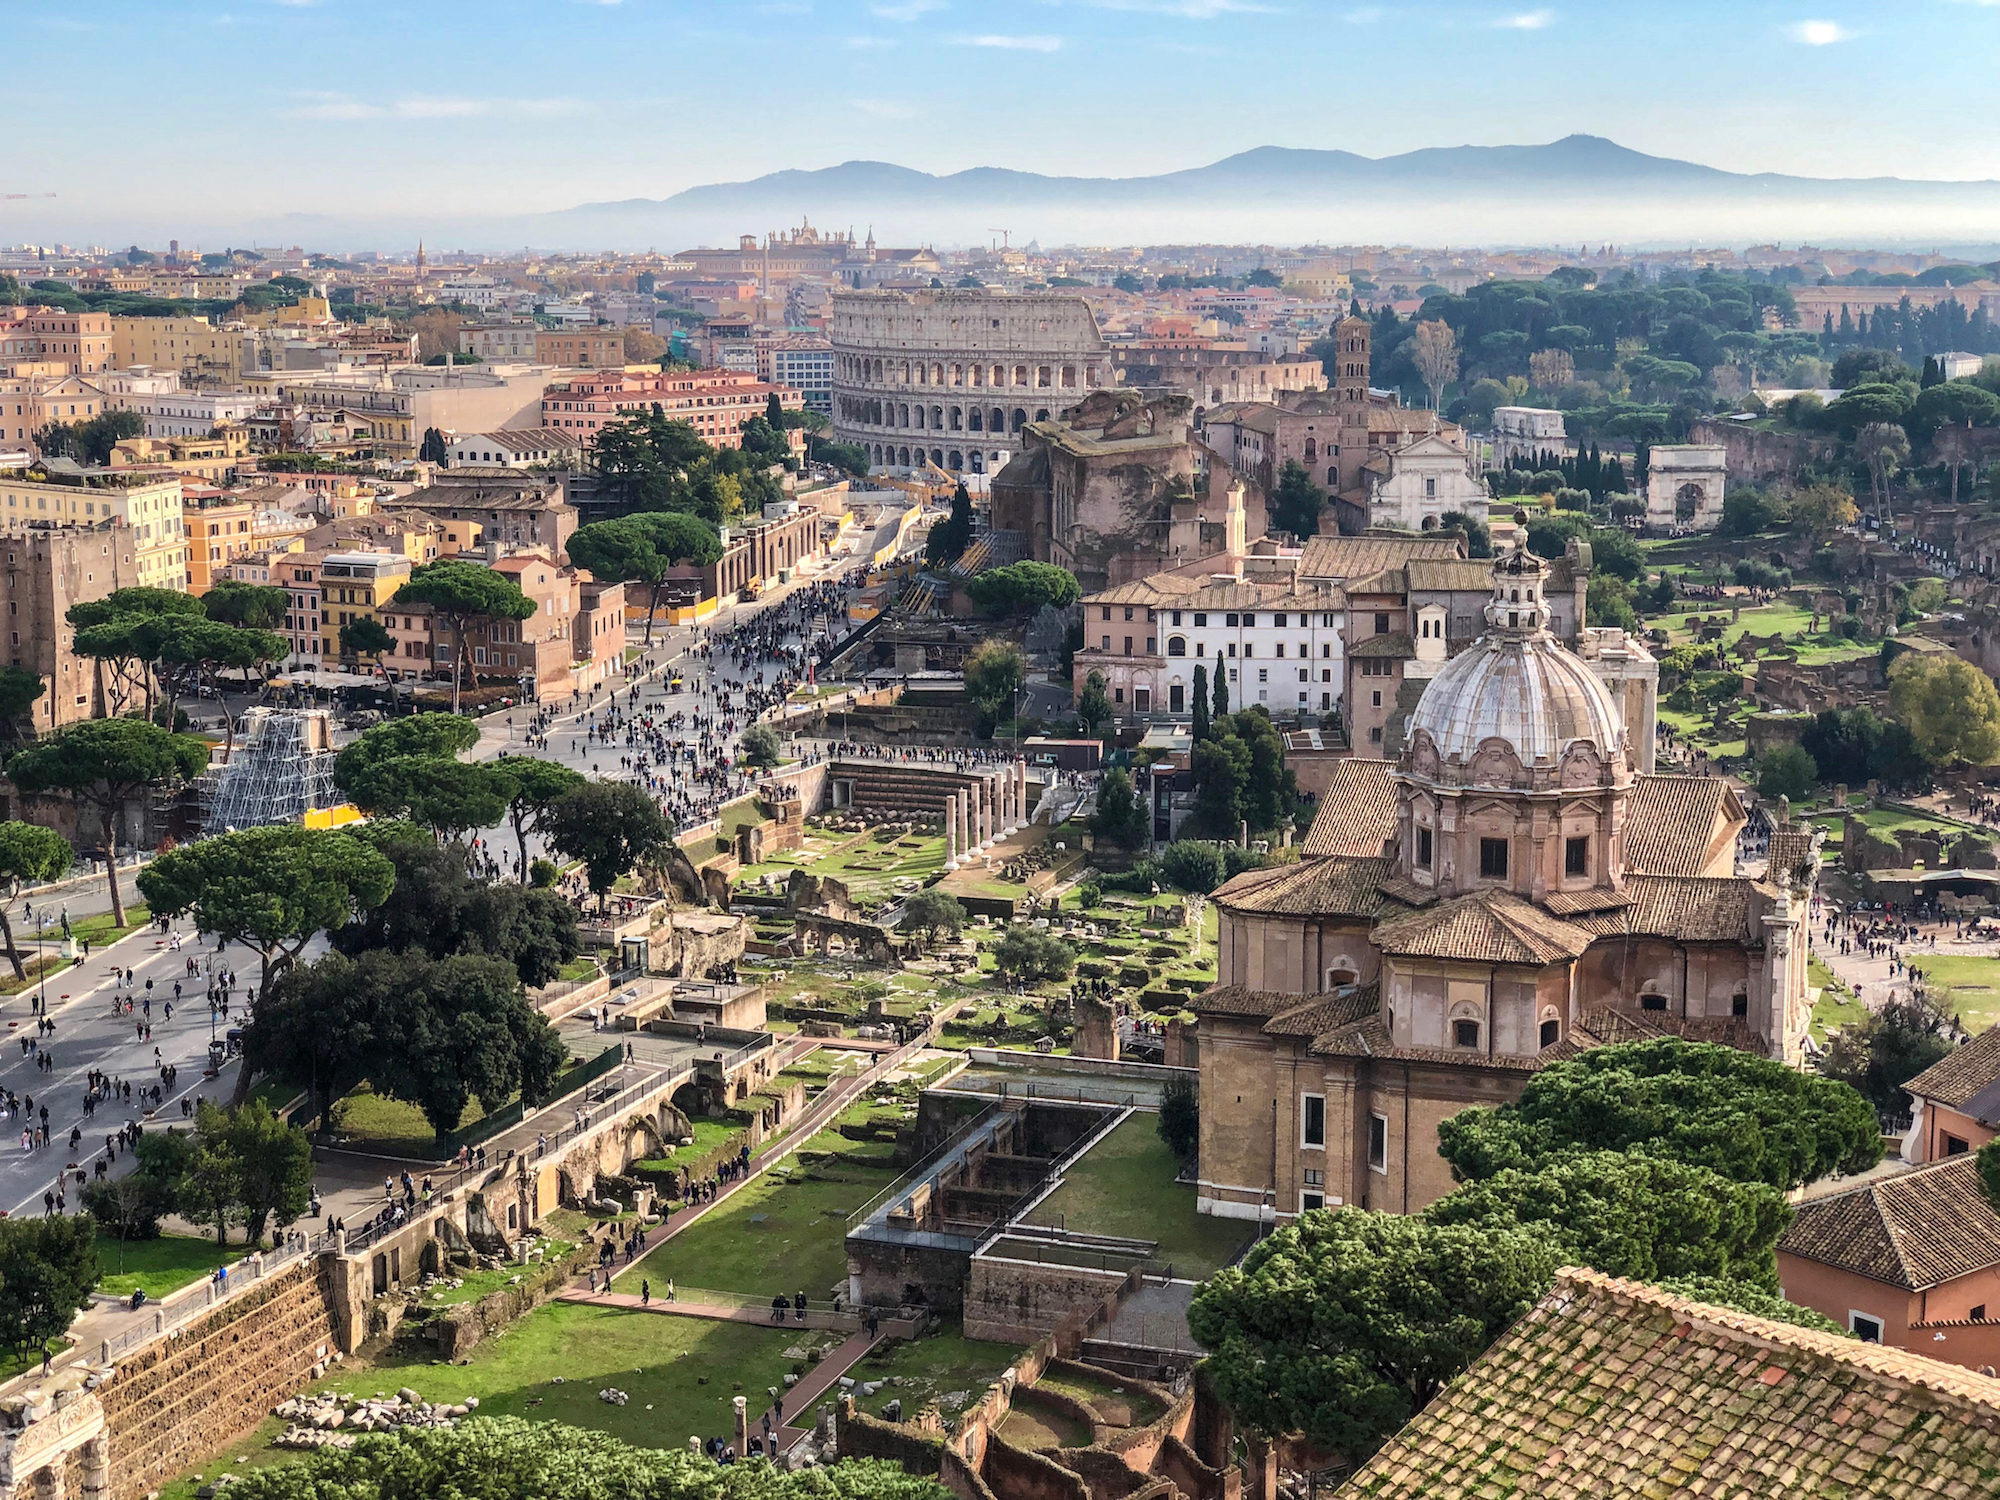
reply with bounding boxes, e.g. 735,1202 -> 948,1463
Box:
95,1233 -> 251,1299
617,1154 -> 898,1301
1025,1115 -> 1252,1278
847,1320 -> 1021,1421
323,1301 -> 799,1448
1809,954 -> 1869,1044
1911,953 -> 2000,1032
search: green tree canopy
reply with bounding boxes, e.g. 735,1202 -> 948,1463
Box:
991,926 -> 1075,982
203,580 -> 289,630
900,888 -> 966,945
222,1417 -> 951,1500
138,825 -> 397,1015
331,832 -> 580,988
1818,997 -> 1955,1118
333,712 -> 480,792
6,718 -> 209,924
543,781 -> 671,912
1421,1151 -> 1793,1290
0,1216 -> 99,1355
966,561 -> 1080,618
0,664 -> 46,738
354,758 -> 521,843
393,561 -> 536,712
962,640 -> 1025,738
1889,653 -> 2000,768
1435,1038 -> 1883,1191
492,756 -> 586,881
1089,766 -> 1148,850
0,823 -> 70,981
1188,1211 -> 1558,1457
1755,742 -> 1818,802
739,723 -> 782,768
1075,670 -> 1112,739
567,511 -> 723,647
1268,458 -> 1326,541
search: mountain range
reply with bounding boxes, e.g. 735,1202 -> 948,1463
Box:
526,136 -> 2000,254
20,137 -> 2000,252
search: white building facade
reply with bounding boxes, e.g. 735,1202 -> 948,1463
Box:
1365,434 -> 1490,533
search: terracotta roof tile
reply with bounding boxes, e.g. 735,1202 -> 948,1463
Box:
1403,558 -> 1498,593
1904,1023 -> 2000,1112
1300,761 -> 1398,858
1371,889 -> 1592,967
1211,855 -> 1399,919
1347,631 -> 1415,660
1337,1268 -> 2000,1498
1621,774 -> 1743,876
1188,984 -> 1302,1020
1306,1014 -> 1556,1072
1297,535 -> 1462,584
1569,874 -> 1762,945
1262,984 -> 1379,1038
1778,1155 -> 2000,1291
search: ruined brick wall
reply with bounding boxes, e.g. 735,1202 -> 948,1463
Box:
963,1256 -> 1127,1345
95,1257 -> 340,1500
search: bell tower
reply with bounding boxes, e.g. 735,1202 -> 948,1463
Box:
1333,314 -> 1370,407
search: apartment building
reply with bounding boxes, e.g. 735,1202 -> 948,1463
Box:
770,339 -> 834,416
442,428 -> 580,470
110,316 -> 244,383
388,547 -> 610,700
458,325 -> 539,362
540,366 -> 799,447
0,473 -> 186,590
0,307 -> 113,374
0,374 -> 108,447
535,329 -> 626,368
398,473 -> 574,559
319,550 -> 412,664
0,521 -> 141,731
183,491 -> 258,595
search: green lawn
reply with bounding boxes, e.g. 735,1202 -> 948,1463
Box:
617,1155 -> 898,1301
329,1086 -> 490,1155
848,1320 -> 1020,1421
1036,1366 -> 1165,1427
556,957 -> 600,983
318,1300 -> 800,1448
1025,1115 -> 1252,1278
95,1233 -> 251,1300
1809,955 -> 1868,1044
998,1401 -> 1092,1451
1911,954 -> 2000,1032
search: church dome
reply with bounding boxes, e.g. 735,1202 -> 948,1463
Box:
1404,546 -> 1626,771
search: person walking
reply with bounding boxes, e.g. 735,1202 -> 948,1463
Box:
641,1279 -> 650,1306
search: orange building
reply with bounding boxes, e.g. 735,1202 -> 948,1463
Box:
541,366 -> 800,448
535,329 -> 626,368
183,489 -> 258,595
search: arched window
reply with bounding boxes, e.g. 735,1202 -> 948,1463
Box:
1012,408 -> 1028,432
969,409 -> 983,432
1452,1018 -> 1481,1049
991,406 -> 1005,431
1167,636 -> 1187,657
948,450 -> 963,470
949,406 -> 963,430
1304,437 -> 1317,461
1640,993 -> 1669,1012
1539,1015 -> 1560,1048
931,405 -> 944,429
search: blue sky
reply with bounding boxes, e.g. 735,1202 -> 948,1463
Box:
11,0 -> 2000,234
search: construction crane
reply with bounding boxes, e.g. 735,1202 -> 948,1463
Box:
987,228 -> 1011,251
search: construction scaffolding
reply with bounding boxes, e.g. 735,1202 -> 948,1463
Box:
198,709 -> 340,834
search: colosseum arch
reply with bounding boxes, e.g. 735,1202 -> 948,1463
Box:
950,406 -> 963,429
949,450 -> 963,470
969,409 -> 984,431
1012,408 -> 1027,431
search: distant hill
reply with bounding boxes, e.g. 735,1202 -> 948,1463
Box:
524,136 -> 2000,252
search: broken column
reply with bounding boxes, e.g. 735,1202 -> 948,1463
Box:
944,799 -> 958,869
734,1395 -> 749,1455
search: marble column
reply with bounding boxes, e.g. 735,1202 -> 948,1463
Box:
944,800 -> 958,869
1019,760 -> 1031,825
80,1439 -> 110,1500
36,1461 -> 65,1500
980,778 -> 994,849
958,788 -> 972,856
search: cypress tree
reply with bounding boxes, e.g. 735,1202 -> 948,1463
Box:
1191,664 -> 1210,741
1212,667 -> 1229,722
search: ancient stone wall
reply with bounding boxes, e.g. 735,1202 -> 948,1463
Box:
963,1256 -> 1128,1346
93,1258 -> 340,1500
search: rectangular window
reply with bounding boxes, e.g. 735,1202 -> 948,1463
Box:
1375,612 -> 1390,634
1193,612 -> 1206,627
1368,1113 -> 1388,1172
1225,612 -> 1238,627
1850,1313 -> 1884,1343
1272,613 -> 1287,627
1300,1094 -> 1326,1149
1417,827 -> 1433,867
1479,837 -> 1509,879
1565,836 -> 1589,878
1945,1134 -> 1971,1157
1257,669 -> 1268,684
1300,1192 -> 1325,1214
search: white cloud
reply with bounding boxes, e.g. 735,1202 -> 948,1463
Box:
1786,18 -> 1857,43
870,0 -> 944,18
281,92 -> 588,121
1492,9 -> 1554,27
850,97 -> 917,119
1086,0 -> 1276,16
952,33 -> 1063,49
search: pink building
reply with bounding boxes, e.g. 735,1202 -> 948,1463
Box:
540,366 -> 802,449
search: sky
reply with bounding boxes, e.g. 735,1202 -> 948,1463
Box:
9,0 -> 2000,245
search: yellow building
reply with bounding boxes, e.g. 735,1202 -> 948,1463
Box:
184,492 -> 259,595
318,549 -> 412,662
239,296 -> 334,330
0,375 -> 108,447
110,316 -> 243,382
0,474 -> 187,590
109,431 -> 249,485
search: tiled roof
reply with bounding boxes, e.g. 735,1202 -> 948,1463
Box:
1262,984 -> 1379,1038
1779,1155 -> 2000,1291
1573,1004 -> 1766,1054
1538,886 -> 1632,916
1348,630 -> 1415,660
1570,875 -> 1762,945
1306,1013 -> 1556,1072
1210,856 -> 1398,918
1404,558 -> 1499,593
1190,985 -> 1313,1020
1298,535 -> 1462,584
1903,1023 -> 2000,1111
1337,1268 -> 2000,1499
1766,828 -> 1818,884
1371,889 -> 1592,967
1622,775 -> 1742,876
1300,761 -> 1398,858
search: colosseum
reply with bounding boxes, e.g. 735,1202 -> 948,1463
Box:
831,288 -> 1122,476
